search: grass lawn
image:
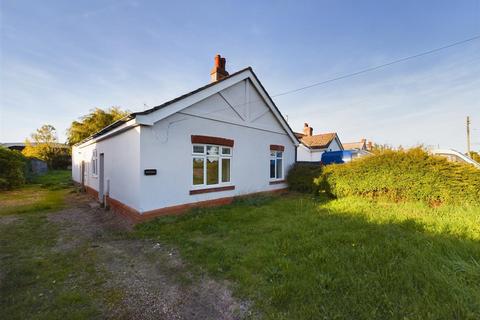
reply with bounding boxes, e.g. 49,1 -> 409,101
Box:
0,170 -> 72,216
134,194 -> 480,319
0,170 -> 109,319
0,212 -> 106,319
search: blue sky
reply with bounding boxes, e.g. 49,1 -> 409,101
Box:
1,0 -> 479,151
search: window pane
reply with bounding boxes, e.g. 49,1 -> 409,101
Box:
270,151 -> 276,157
276,159 -> 283,179
193,145 -> 204,154
276,152 -> 283,158
207,145 -> 219,155
221,158 -> 230,182
270,159 -> 276,178
193,158 -> 204,185
221,147 -> 231,155
206,157 -> 219,185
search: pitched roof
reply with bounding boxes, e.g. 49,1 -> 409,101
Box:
82,68 -> 252,144
343,141 -> 366,150
299,133 -> 338,149
77,67 -> 299,146
133,67 -> 252,117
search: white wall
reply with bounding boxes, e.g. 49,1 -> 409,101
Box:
72,127 -> 141,210
72,77 -> 297,214
296,137 -> 343,162
328,138 -> 342,152
297,144 -> 324,161
138,79 -> 296,212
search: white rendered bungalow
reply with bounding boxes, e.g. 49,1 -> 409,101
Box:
72,55 -> 299,221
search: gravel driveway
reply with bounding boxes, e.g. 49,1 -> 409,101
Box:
47,193 -> 251,320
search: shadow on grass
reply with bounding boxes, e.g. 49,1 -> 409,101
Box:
134,194 -> 480,320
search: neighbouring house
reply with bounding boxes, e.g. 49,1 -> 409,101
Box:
430,149 -> 480,169
0,142 -> 70,152
1,143 -> 49,174
1,142 -> 31,151
72,55 -> 299,222
343,138 -> 373,159
342,138 -> 372,151
296,123 -> 343,162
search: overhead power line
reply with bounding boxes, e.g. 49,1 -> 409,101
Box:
272,35 -> 480,98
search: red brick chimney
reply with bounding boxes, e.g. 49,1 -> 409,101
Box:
210,54 -> 229,82
303,123 -> 313,136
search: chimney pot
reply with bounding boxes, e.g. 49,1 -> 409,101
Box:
210,54 -> 229,82
303,123 -> 313,136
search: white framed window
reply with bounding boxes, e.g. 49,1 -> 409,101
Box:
91,149 -> 98,176
192,144 -> 232,187
270,151 -> 283,180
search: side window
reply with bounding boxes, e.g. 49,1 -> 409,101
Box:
270,151 -> 283,180
91,149 -> 98,176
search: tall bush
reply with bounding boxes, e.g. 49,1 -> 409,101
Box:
286,162 -> 322,193
0,147 -> 28,189
317,148 -> 480,205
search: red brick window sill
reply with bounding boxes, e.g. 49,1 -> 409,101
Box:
189,185 -> 235,195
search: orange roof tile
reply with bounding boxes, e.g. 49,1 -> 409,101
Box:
343,142 -> 365,150
300,133 -> 337,149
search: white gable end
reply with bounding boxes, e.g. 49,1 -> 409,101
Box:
181,79 -> 285,134
135,69 -> 298,145
182,93 -> 245,123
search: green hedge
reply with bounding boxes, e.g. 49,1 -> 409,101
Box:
286,162 -> 322,194
0,148 -> 28,190
316,148 -> 480,205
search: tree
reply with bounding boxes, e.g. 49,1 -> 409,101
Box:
469,151 -> 480,162
22,124 -> 70,169
67,107 -> 129,145
370,143 -> 395,154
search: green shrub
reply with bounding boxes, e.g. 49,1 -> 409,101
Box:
0,148 -> 28,190
286,162 -> 322,193
317,148 -> 480,205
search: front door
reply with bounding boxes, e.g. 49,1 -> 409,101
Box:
99,153 -> 105,204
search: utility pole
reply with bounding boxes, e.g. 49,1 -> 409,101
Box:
467,116 -> 471,155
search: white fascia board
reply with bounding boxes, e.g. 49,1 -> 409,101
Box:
135,71 -> 251,126
300,143 -> 326,153
338,137 -> 344,150
334,135 -> 344,150
135,69 -> 299,146
76,119 -> 138,148
246,70 -> 299,146
299,143 -> 309,151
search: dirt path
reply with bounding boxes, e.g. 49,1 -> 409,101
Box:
47,193 -> 251,320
